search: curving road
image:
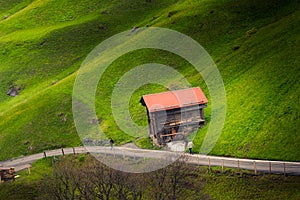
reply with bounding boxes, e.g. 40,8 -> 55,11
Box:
0,146 -> 299,175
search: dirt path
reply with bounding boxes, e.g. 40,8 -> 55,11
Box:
0,146 -> 299,175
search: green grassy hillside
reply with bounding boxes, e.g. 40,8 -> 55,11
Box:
0,0 -> 299,161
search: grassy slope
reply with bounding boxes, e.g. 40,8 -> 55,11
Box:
0,0 -> 299,161
0,157 -> 53,200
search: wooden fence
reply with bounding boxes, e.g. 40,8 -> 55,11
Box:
0,146 -> 299,175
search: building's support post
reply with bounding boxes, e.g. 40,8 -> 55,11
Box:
152,113 -> 158,142
221,159 -> 224,173
148,111 -> 154,137
200,108 -> 204,120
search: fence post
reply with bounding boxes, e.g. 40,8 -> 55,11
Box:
43,151 -> 47,158
237,160 -> 240,171
72,147 -> 75,155
61,148 -> 65,156
221,159 -> 224,173
283,162 -> 286,176
27,167 -> 31,175
269,162 -> 272,173
254,161 -> 257,175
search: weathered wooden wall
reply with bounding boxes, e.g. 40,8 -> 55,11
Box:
148,104 -> 206,145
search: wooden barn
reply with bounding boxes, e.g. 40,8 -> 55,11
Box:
140,87 -> 208,146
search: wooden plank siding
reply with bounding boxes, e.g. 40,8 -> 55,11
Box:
141,87 -> 208,146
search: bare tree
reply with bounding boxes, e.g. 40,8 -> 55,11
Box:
145,166 -> 169,200
39,157 -> 81,200
92,160 -> 114,200
167,155 -> 189,199
126,173 -> 145,200
38,154 -> 209,200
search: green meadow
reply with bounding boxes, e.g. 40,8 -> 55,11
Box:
0,0 -> 299,161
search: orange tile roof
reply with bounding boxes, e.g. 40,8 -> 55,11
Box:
142,87 -> 208,112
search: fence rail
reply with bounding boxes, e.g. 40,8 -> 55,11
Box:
0,146 -> 299,175
187,155 -> 300,175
